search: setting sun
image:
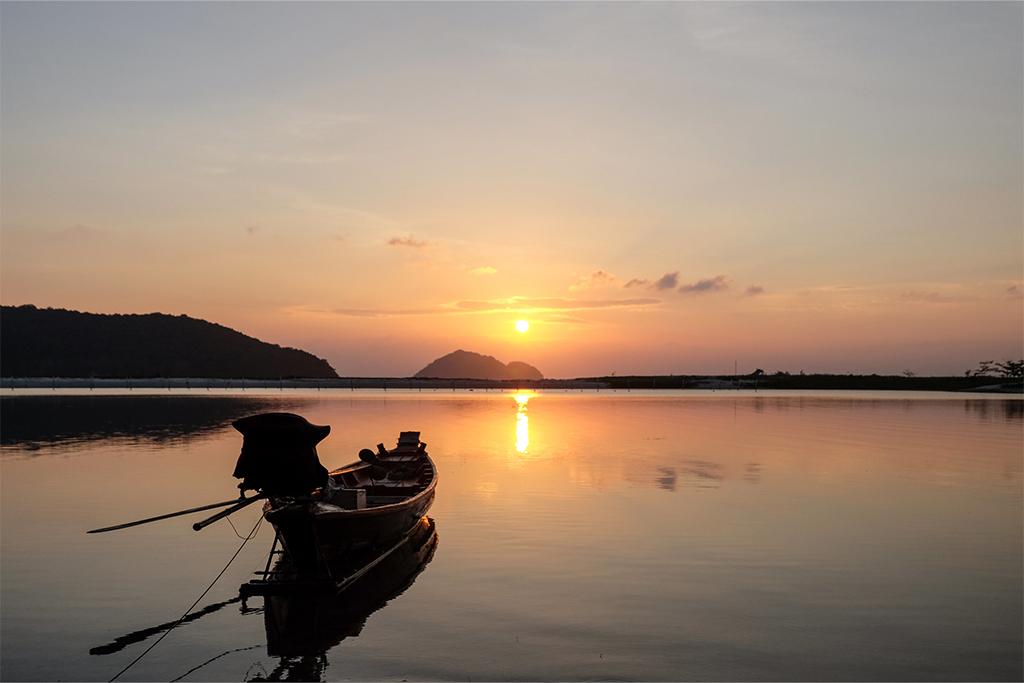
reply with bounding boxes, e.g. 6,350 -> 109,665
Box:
515,320 -> 530,333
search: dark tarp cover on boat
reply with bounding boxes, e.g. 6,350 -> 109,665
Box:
232,413 -> 330,496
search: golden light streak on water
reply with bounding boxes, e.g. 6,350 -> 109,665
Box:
514,392 -> 532,453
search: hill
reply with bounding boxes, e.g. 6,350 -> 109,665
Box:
414,350 -> 543,380
0,305 -> 338,379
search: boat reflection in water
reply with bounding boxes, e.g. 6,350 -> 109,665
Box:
244,515 -> 438,680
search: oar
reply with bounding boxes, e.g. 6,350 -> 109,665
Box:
192,494 -> 266,531
88,498 -> 247,534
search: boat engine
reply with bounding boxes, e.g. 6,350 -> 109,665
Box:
231,412 -> 331,497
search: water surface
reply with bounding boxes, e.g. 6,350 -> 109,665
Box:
2,391 -> 1021,681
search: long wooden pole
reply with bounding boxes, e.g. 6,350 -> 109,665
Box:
87,498 -> 246,534
192,494 -> 266,531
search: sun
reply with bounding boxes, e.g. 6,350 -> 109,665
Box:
515,319 -> 530,333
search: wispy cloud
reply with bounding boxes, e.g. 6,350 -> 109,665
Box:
570,269 -> 620,290
329,296 -> 661,318
901,291 -> 951,304
331,307 -> 446,317
453,297 -> 661,312
544,314 -> 593,324
745,285 -> 765,296
468,266 -> 498,276
818,284 -> 870,292
902,291 -> 939,303
679,275 -> 731,294
387,235 -> 437,248
1005,285 -> 1023,299
623,271 -> 679,291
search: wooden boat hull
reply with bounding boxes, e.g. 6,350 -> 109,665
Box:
262,434 -> 436,577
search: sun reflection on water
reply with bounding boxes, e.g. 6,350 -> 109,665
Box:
514,392 -> 532,453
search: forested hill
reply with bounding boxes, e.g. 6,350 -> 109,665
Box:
414,349 -> 543,380
0,305 -> 339,379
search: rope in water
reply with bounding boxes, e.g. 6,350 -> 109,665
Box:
108,515 -> 263,682
169,644 -> 263,682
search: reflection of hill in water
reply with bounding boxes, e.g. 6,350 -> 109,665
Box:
0,395 -> 313,451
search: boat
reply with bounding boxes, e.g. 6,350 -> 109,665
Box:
258,515 -> 438,658
230,414 -> 437,594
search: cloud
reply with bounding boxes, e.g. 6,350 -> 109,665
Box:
1005,285 -> 1023,299
544,314 -> 593,324
452,297 -> 661,312
745,285 -> 765,296
651,272 -> 679,291
679,275 -> 731,294
622,271 -> 678,291
331,308 -> 446,317
816,285 -> 867,292
570,269 -> 620,290
329,296 -> 661,318
468,266 -> 498,276
387,235 -> 436,248
901,291 -> 950,303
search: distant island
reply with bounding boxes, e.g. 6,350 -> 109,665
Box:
414,350 -> 543,380
0,305 -> 338,379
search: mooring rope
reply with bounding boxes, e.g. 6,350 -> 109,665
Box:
226,514 -> 252,540
108,515 -> 264,682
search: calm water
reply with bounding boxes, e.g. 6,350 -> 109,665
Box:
1,390 -> 1021,681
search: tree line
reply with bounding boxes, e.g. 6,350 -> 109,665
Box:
965,359 -> 1023,378
0,305 -> 339,379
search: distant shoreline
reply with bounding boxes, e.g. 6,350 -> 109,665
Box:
587,374 -> 1023,394
1,375 -> 1020,393
0,377 -> 605,391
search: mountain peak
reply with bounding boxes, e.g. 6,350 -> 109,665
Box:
414,350 -> 543,380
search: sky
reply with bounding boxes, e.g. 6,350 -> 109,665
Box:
2,2 -> 1021,378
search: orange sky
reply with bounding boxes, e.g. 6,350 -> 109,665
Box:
2,3 -> 1021,377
